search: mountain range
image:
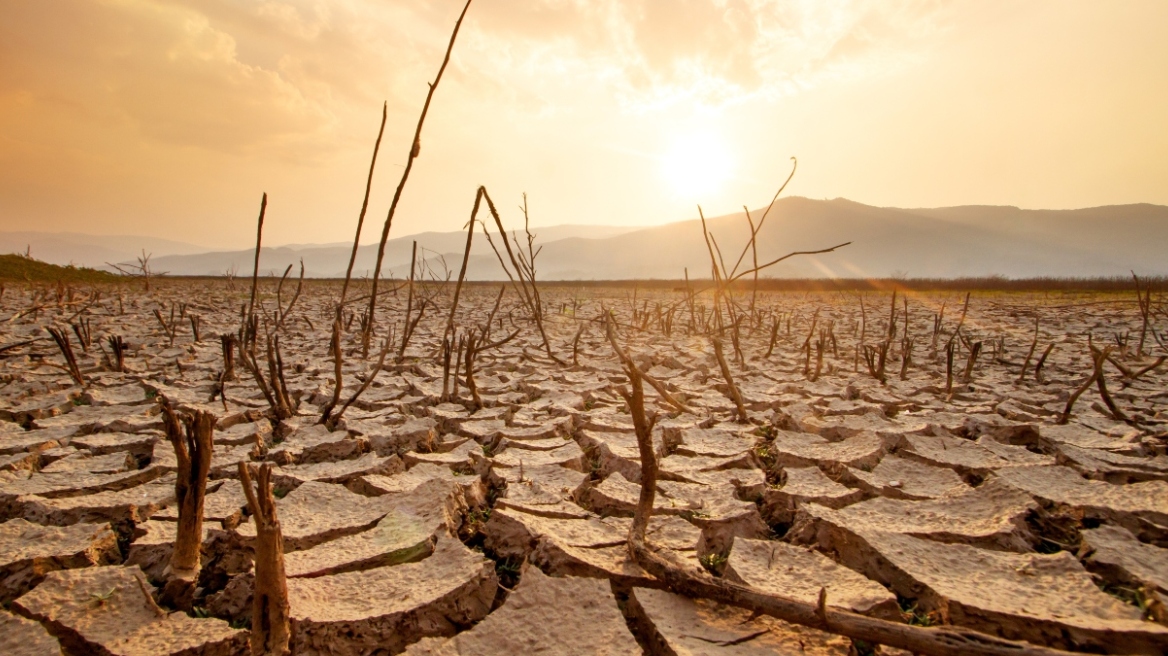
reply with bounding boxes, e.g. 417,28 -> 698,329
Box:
4,198 -> 1165,279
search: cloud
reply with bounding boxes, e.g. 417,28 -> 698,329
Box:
0,0 -> 952,158
0,1 -> 343,156
464,0 -> 954,112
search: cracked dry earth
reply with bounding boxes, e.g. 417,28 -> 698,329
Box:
1,280 -> 1167,655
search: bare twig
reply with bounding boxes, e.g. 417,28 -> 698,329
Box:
603,312 -> 694,415
247,193 -> 268,323
365,0 -> 475,339
339,102 -> 388,306
47,326 -> 84,386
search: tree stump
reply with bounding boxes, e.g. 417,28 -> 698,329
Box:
239,462 -> 291,656
160,401 -> 215,609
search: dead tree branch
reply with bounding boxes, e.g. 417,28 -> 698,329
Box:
364,0 -> 475,339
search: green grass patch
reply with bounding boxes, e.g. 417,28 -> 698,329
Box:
0,254 -> 119,283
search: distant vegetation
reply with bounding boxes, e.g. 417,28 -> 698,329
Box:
0,253 -> 119,283
525,276 -> 1168,293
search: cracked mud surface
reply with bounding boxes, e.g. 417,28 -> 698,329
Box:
1,280 -> 1167,654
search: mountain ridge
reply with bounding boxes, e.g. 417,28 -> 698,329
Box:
5,198 -> 1164,279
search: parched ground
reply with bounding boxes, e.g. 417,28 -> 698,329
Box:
0,278 -> 1166,655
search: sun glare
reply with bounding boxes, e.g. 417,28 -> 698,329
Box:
659,131 -> 734,202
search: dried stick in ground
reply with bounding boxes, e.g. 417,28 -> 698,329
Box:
712,335 -> 748,422
899,337 -> 914,380
154,306 -> 177,346
239,331 -> 295,421
441,335 -> 454,400
449,333 -> 465,401
886,290 -> 898,343
161,402 -> 214,577
482,285 -> 506,339
329,328 -> 394,426
220,334 -> 236,381
320,317 -> 344,424
339,102 -> 388,307
1122,355 -> 1167,382
603,312 -> 694,414
398,241 -> 418,359
1018,317 -> 1039,383
862,341 -> 889,385
1134,271 -> 1153,356
571,323 -> 585,366
480,188 -> 562,363
265,335 -> 295,419
952,292 -> 971,339
275,260 -> 304,330
399,299 -> 427,361
239,463 -> 291,656
1090,343 -> 1135,424
764,316 -> 780,358
47,326 -> 84,385
188,314 -> 202,343
617,345 -> 1074,656
107,335 -> 127,373
247,193 -> 268,323
944,340 -> 956,396
960,340 -> 983,383
810,331 -> 825,382
725,158 -> 797,297
462,329 -> 482,409
443,192 -> 480,342
70,318 -> 91,352
1059,345 -> 1111,424
1034,343 -> 1055,383
364,0 -> 474,338
615,360 -> 659,544
931,302 -> 946,351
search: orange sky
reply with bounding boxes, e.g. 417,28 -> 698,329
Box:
1,0 -> 1165,249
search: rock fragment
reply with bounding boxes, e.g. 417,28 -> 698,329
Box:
759,466 -> 863,525
793,479 -> 1038,551
0,609 -> 62,656
1081,524 -> 1168,594
232,480 -> 391,551
843,454 -> 969,500
13,565 -> 246,656
17,473 -> 176,526
766,430 -> 884,474
0,519 -> 120,602
626,586 -> 851,655
404,566 -> 639,655
287,536 -> 496,655
724,537 -> 899,620
995,465 -> 1168,540
831,529 -> 1168,653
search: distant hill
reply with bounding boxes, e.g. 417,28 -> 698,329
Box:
8,199 -> 1166,279
0,231 -> 210,270
505,198 -> 1168,280
142,224 -> 643,279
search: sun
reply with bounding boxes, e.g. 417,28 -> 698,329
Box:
659,130 -> 734,202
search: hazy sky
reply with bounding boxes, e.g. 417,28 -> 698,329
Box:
1,0 -> 1165,249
